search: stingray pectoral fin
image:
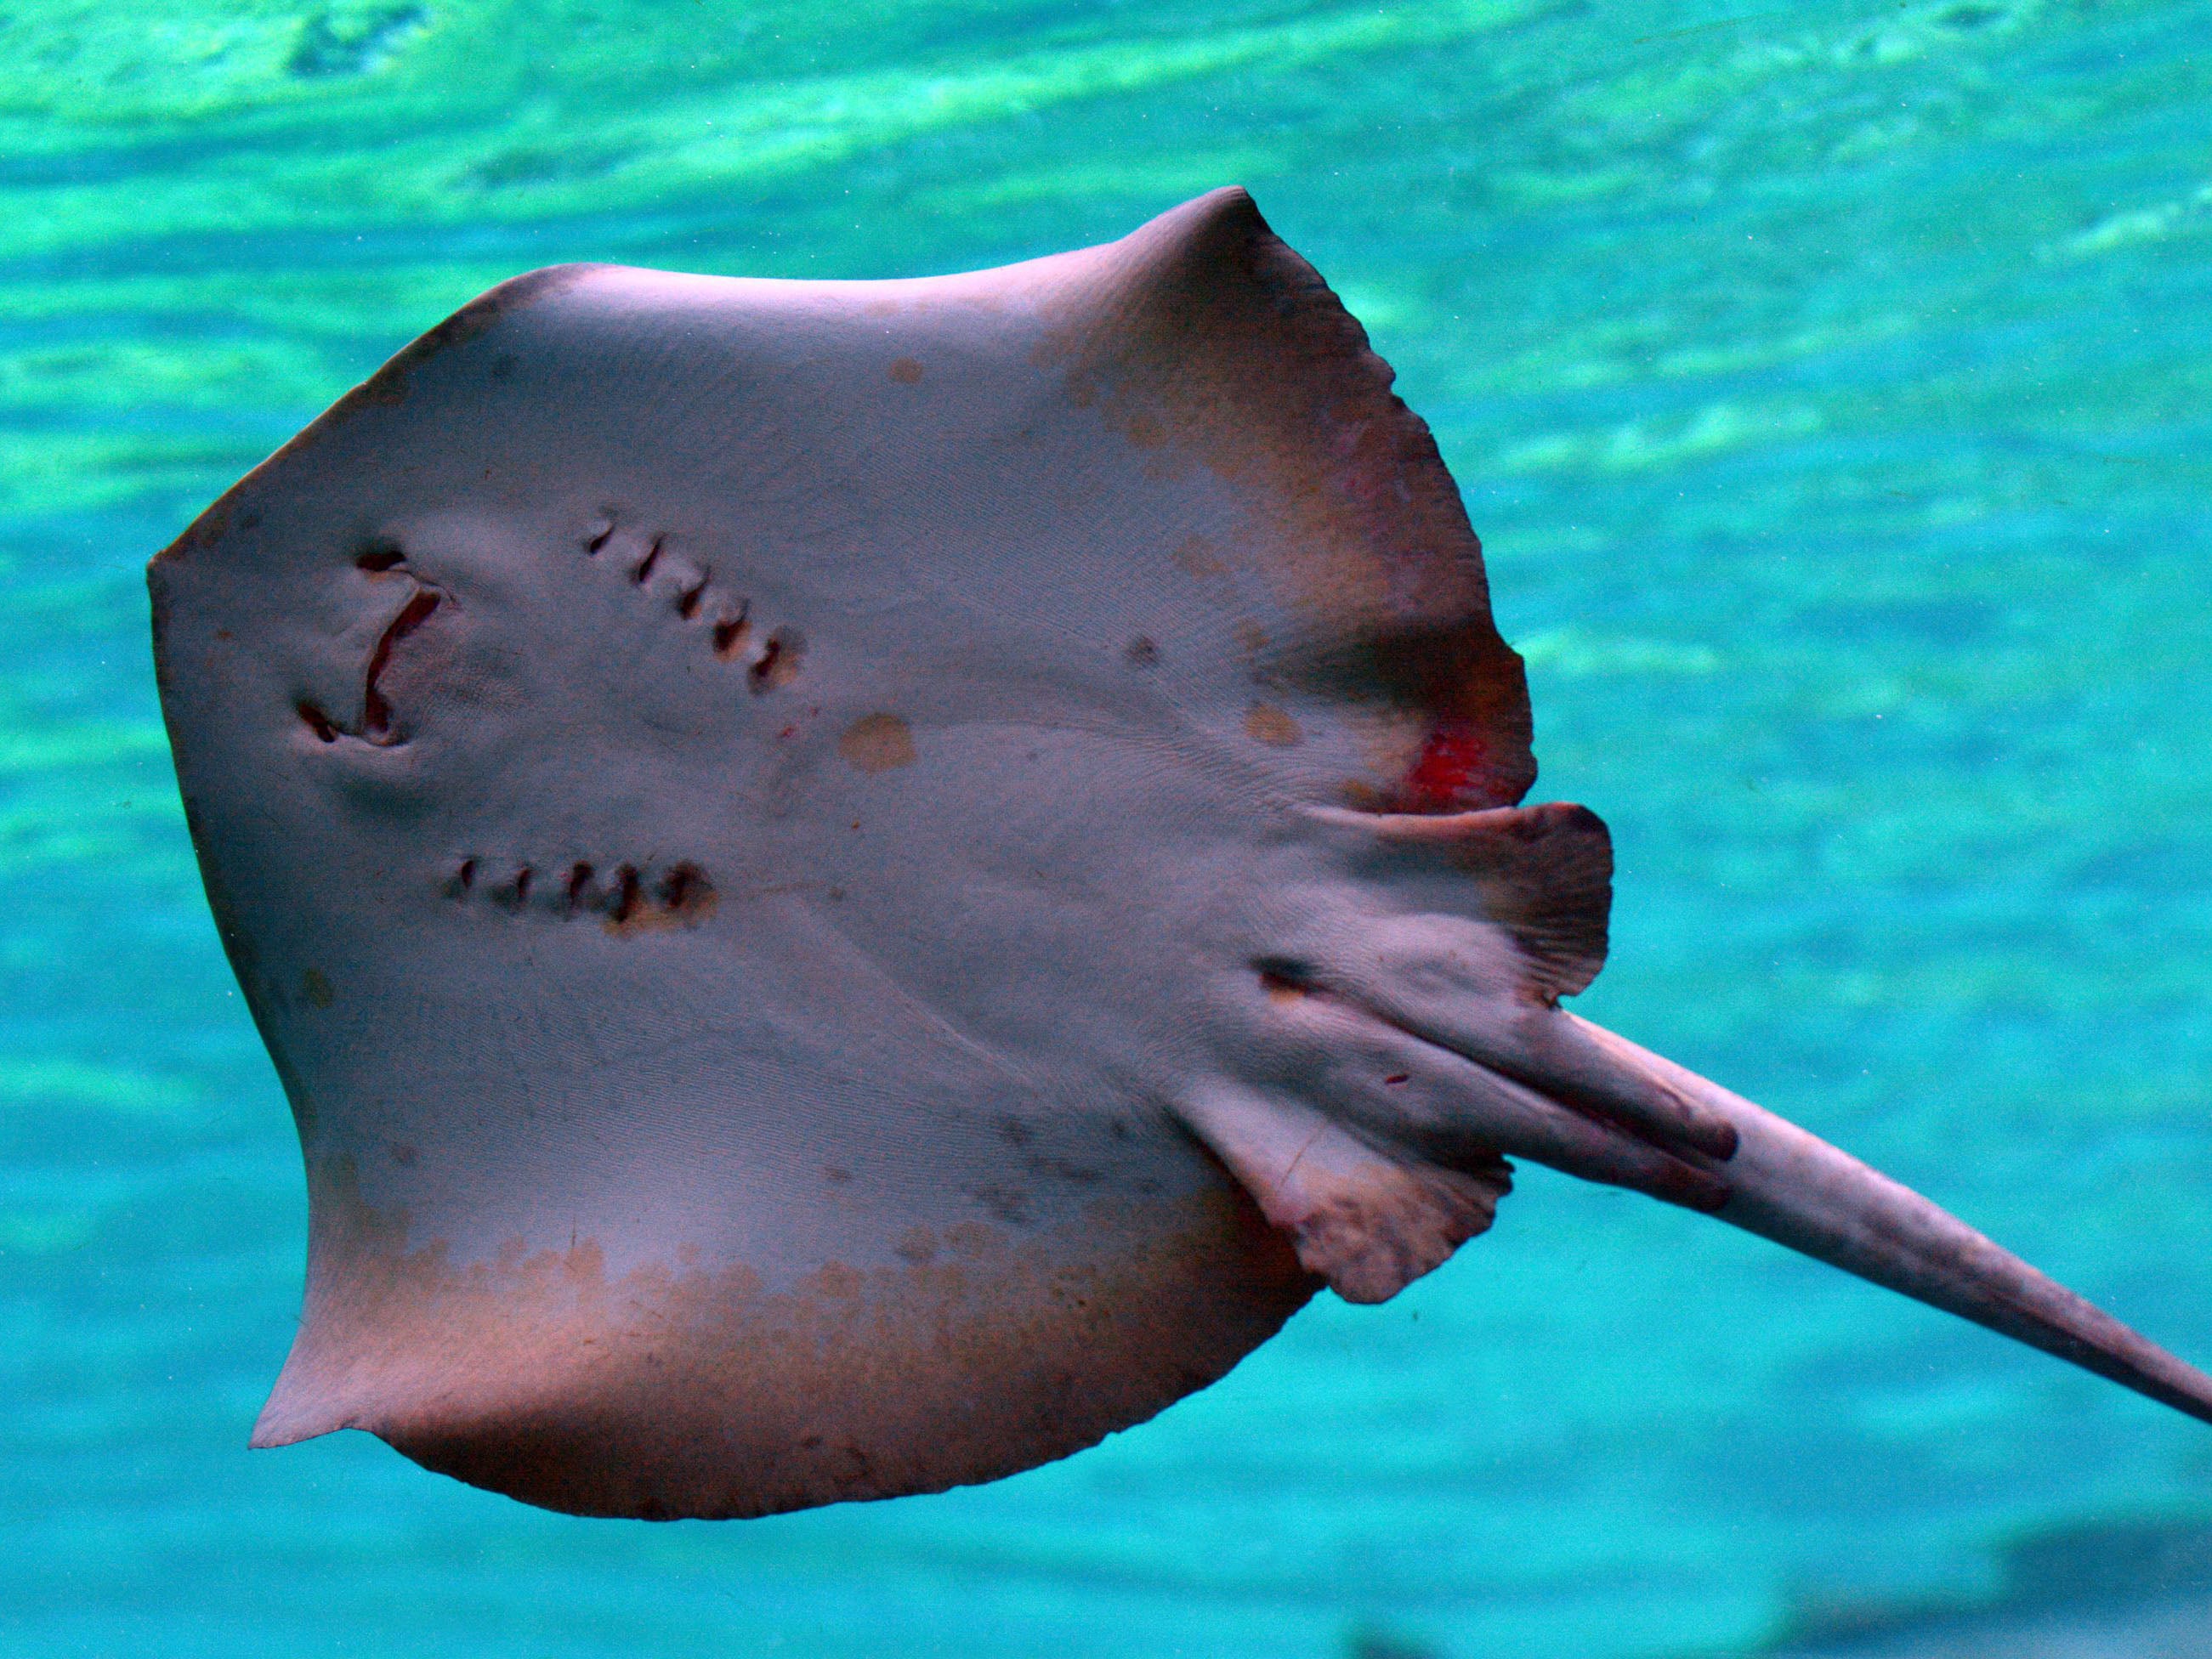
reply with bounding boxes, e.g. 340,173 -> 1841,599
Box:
243,1143 -> 1318,1519
1568,1014 -> 2212,1426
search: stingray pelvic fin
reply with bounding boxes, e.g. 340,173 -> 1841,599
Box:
1178,1085 -> 1512,1303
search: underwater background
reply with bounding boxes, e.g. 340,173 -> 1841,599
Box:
6,1 -> 2211,1654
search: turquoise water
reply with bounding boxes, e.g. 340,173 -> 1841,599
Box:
7,3 -> 2212,1654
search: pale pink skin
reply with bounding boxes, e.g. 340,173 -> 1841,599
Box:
150,190 -> 2212,1520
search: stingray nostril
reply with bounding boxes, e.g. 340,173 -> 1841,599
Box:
296,700 -> 338,742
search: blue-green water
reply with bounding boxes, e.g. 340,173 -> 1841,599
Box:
7,3 -> 2212,1655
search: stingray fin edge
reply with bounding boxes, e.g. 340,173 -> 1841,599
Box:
1308,799 -> 1614,1001
1177,1085 -> 1511,1304
1081,189 -> 1537,811
245,1158 -> 1313,1518
147,261 -> 609,584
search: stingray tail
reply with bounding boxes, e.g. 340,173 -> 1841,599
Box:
1570,1015 -> 2212,1426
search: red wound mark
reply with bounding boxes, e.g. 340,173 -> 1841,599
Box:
1394,716 -> 1493,813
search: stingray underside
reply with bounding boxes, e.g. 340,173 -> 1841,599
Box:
149,189 -> 1546,1516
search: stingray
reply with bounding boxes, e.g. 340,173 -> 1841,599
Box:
150,189 -> 2212,1520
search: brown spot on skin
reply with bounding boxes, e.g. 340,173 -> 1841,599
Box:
1244,704 -> 1302,747
1234,620 -> 1268,656
257,1158 -> 1312,1520
300,968 -> 335,1009
1172,534 -> 1226,577
1026,1155 -> 1103,1187
969,1184 -> 1032,1226
810,1261 -> 864,1300
944,1220 -> 995,1259
888,357 -> 924,385
390,1142 -> 418,1168
1338,779 -> 1391,813
837,713 -> 916,774
1123,635 -> 1160,668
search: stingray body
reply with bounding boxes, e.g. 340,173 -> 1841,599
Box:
150,190 -> 2212,1520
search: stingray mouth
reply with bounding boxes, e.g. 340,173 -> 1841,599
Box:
1253,957 -> 1738,1212
296,547 -> 447,749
